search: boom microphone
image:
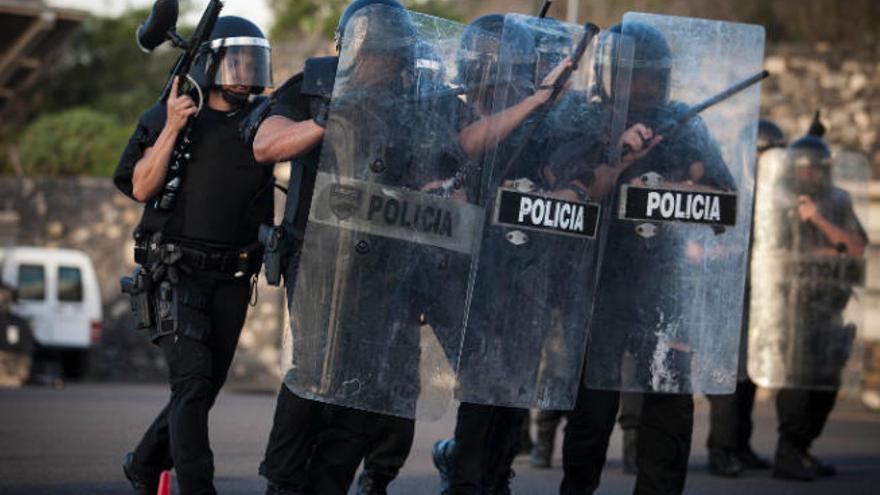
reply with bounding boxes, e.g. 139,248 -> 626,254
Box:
136,0 -> 180,53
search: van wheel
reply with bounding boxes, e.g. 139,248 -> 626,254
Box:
61,350 -> 90,379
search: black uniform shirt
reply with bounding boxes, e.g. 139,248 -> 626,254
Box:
114,101 -> 274,248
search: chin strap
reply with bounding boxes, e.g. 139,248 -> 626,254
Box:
221,88 -> 250,109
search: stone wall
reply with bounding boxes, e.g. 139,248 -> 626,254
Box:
0,177 -> 288,388
762,42 -> 880,172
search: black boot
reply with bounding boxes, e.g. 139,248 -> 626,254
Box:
805,453 -> 837,477
489,469 -> 514,495
356,471 -> 392,495
736,447 -> 771,470
708,449 -> 744,477
622,429 -> 638,475
265,482 -> 304,495
122,452 -> 159,495
773,447 -> 818,481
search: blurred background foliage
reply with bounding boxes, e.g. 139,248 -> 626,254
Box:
268,0 -> 465,41
1,6 -> 183,176
1,0 -> 877,176
18,108 -> 131,177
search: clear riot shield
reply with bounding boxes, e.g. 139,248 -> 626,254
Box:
583,13 -> 765,394
748,149 -> 870,390
454,14 -> 626,409
284,5 -> 485,419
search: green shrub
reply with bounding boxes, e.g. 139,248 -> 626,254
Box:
18,108 -> 132,177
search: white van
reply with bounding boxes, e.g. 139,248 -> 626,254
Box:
0,247 -> 102,377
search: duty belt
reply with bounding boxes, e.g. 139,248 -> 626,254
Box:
178,245 -> 255,277
135,232 -> 260,278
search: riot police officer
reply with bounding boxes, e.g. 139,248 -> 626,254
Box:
561,20 -> 739,495
705,119 -> 785,477
254,1 -> 438,494
771,117 -> 867,481
114,15 -> 274,495
250,45 -> 333,495
432,14 -> 600,495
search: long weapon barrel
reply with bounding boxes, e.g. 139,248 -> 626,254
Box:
616,70 -> 769,162
538,0 -> 553,18
159,0 -> 224,103
658,70 -> 769,136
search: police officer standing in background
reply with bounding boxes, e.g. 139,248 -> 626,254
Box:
0,282 -> 34,388
114,16 -> 274,495
771,117 -> 868,481
705,119 -> 785,477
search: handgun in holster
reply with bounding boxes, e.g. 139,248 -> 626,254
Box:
259,224 -> 285,286
155,280 -> 179,340
154,280 -> 212,343
120,267 -> 155,330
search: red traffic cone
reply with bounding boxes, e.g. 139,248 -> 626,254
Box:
157,470 -> 171,495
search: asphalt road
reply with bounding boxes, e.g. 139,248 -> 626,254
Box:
1,383 -> 879,494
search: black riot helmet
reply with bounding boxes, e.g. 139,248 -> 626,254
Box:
757,119 -> 786,153
530,16 -> 570,82
594,21 -> 672,117
456,15 -> 536,111
785,111 -> 832,195
335,0 -> 410,53
334,1 -> 417,89
191,16 -> 273,99
457,15 -> 504,89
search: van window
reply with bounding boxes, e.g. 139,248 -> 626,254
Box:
58,266 -> 84,302
17,264 -> 45,301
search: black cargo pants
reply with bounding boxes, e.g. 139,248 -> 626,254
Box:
561,385 -> 694,495
448,403 -> 528,495
128,272 -> 251,495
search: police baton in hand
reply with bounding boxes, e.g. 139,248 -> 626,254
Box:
611,70 -> 770,164
494,22 -> 600,185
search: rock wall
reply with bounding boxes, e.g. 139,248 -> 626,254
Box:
762,42 -> 880,172
0,177 -> 288,388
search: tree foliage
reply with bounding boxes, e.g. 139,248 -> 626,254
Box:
18,108 -> 132,177
3,7 -> 188,176
37,7 -> 182,125
268,0 -> 464,41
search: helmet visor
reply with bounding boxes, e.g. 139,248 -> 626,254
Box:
211,37 -> 273,89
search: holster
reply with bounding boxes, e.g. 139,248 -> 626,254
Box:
120,267 -> 155,330
153,279 -> 212,344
